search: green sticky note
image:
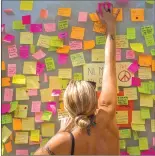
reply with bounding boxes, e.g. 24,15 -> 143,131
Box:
12,20 -> 25,30
139,137 -> 149,150
96,36 -> 106,45
9,101 -> 18,112
40,138 -> 49,147
151,120 -> 155,132
127,28 -> 136,40
58,20 -> 68,30
146,0 -> 155,4
61,79 -> 69,89
74,73 -> 82,81
20,0 -> 34,11
140,107 -> 150,119
141,25 -> 154,36
119,129 -> 131,139
48,46 -> 57,52
2,114 -> 12,124
14,105 -> 28,118
45,57 -> 55,71
144,34 -> 155,47
150,49 -> 155,56
138,82 -> 151,94
133,131 -> 139,140
127,146 -> 140,155
117,96 -> 128,105
50,36 -> 63,47
131,123 -> 146,132
149,81 -> 155,90
41,111 -> 52,121
30,45 -> 36,54
119,140 -> 126,149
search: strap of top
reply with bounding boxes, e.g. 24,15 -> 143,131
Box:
70,132 -> 75,155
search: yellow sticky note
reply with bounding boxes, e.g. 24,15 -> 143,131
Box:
140,94 -> 153,107
89,13 -> 100,22
113,8 -> 123,21
116,35 -> 129,48
2,61 -> 6,70
22,117 -> 35,131
92,49 -> 104,62
127,146 -> 140,155
116,111 -> 128,124
119,140 -> 126,149
61,79 -> 69,90
73,73 -> 82,81
132,111 -> 145,124
131,8 -> 144,22
138,67 -> 152,79
37,34 -> 51,48
119,129 -> 131,139
14,105 -> 28,118
58,68 -> 72,79
26,76 -> 40,89
40,88 -> 54,102
12,74 -> 26,84
151,120 -> 155,132
16,88 -> 29,101
140,107 -> 150,119
84,40 -> 95,50
2,126 -> 12,143
57,8 -> 71,17
13,118 -> 22,130
131,123 -> 146,131
50,36 -> 63,48
30,130 -> 40,142
23,61 -> 36,75
124,87 -> 138,100
130,43 -> 144,53
20,0 -> 33,11
70,26 -> 85,40
133,131 -> 139,140
139,137 -> 148,150
41,123 -> 55,137
15,132 -> 28,144
49,76 -> 62,90
20,32 -> 33,44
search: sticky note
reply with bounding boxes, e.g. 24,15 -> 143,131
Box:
119,129 -> 131,139
117,96 -> 128,105
48,46 -> 57,52
4,88 -> 13,102
138,67 -> 152,79
56,45 -> 70,54
46,102 -> 56,115
12,20 -> 25,30
152,60 -> 155,71
57,8 -> 71,17
131,77 -> 141,87
113,8 -> 123,21
148,81 -> 155,90
2,125 -> 12,143
126,50 -> 135,59
70,26 -> 85,40
35,112 -> 43,123
146,0 -> 155,4
9,101 -> 18,113
78,12 -> 88,22
28,89 -> 38,96
4,8 -> 14,15
36,62 -> 45,76
52,89 -> 61,97
50,36 -> 63,47
58,20 -> 68,30
2,77 -> 11,87
131,123 -> 146,131
13,118 -> 22,130
41,123 -> 55,137
45,57 -> 55,71
22,117 -> 35,131
31,101 -> 41,112
116,111 -> 128,124
14,105 -> 28,118
8,44 -> 18,58
7,64 -> 16,77
58,54 -> 68,65
16,88 -> 29,100
96,36 -> 106,45
130,9 -> 144,21
2,104 -> 10,114
44,23 -> 56,32
49,76 -> 62,90
93,22 -> 106,34
30,24 -> 42,33
128,60 -> 139,73
144,34 -> 155,47
140,94 -> 153,107
69,41 -> 82,50
57,109 -> 69,120
132,111 -> 145,124
40,9 -> 48,19
20,0 -> 33,11
5,141 -> 12,153
89,13 -> 99,22
119,140 -> 126,149
19,45 -> 29,59
130,43 -> 144,53
20,32 -> 33,44
3,34 -> 15,43
26,76 -> 40,89
74,73 -> 82,81
116,35 -> 129,48
139,55 -> 152,66
58,32 -> 68,39
15,132 -> 28,144
12,74 -> 25,84
141,25 -> 154,36
84,40 -> 95,50
30,130 -> 40,142
138,82 -> 151,94
140,107 -> 150,119
139,137 -> 149,150
133,131 -> 139,140
2,61 -> 6,70
70,52 -> 85,67
116,48 -> 122,61
127,28 -> 136,39
37,34 -> 51,48
40,88 -> 54,102
32,49 -> 46,60
22,15 -> 31,24
41,111 -> 52,121
58,68 -> 72,79
40,138 -> 49,147
2,114 -> 12,124
124,87 -> 137,100
151,120 -> 155,132
23,61 -> 36,74
92,49 -> 104,62
127,146 -> 140,155
16,150 -> 29,155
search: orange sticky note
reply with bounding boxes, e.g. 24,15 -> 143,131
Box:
57,45 -> 70,54
84,40 -> 95,50
57,8 -> 71,17
2,77 -> 11,87
13,118 -> 22,130
152,60 -> 155,71
40,9 -> 48,19
2,61 -> 6,70
70,26 -> 85,40
139,55 -> 152,66
131,9 -> 144,21
113,8 -> 123,21
89,13 -> 100,22
5,141 -> 12,153
93,22 -> 106,34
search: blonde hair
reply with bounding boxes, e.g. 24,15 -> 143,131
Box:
61,80 -> 97,132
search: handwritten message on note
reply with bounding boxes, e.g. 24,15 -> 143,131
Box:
23,61 -> 36,75
116,35 -> 129,48
45,57 -> 55,71
141,25 -> 154,36
144,34 -> 155,47
26,76 -> 40,89
96,36 -> 106,45
19,45 -> 29,59
126,50 -> 135,59
117,96 -> 128,105
57,8 -> 71,17
124,87 -> 138,100
37,34 -> 51,48
16,88 -> 29,101
8,64 -> 16,77
69,41 -> 82,50
70,26 -> 85,40
44,23 -> 56,32
58,68 -> 72,79
91,49 -> 104,62
58,20 -> 68,30
20,32 -> 33,44
131,9 -> 144,21
8,45 -> 18,58
31,101 -> 41,112
138,67 -> 152,79
15,132 -> 28,144
50,36 -> 63,47
4,88 -> 13,102
93,22 -> 106,34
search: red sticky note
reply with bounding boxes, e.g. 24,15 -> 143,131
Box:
40,9 -> 48,19
22,15 -> 31,24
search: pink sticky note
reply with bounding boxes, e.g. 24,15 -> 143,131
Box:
116,49 -> 122,61
51,90 -> 61,96
44,23 -> 56,32
58,32 -> 68,39
126,50 -> 135,59
29,136 -> 42,145
8,44 -> 18,59
98,2 -> 113,14
19,45 -> 29,59
131,77 -> 141,87
32,49 -> 46,60
30,24 -> 43,33
4,88 -> 13,102
35,112 -> 43,123
27,89 -> 38,96
128,60 -> 139,73
58,54 -> 68,65
141,148 -> 155,155
153,137 -> 155,146
117,0 -> 128,4
36,62 -> 45,75
120,151 -> 129,155
8,64 -> 16,77
2,24 -> 5,33
46,102 -> 57,115
4,9 -> 14,15
2,104 -> 11,114
31,101 -> 41,112
3,34 -> 15,43
44,73 -> 48,82
22,15 -> 31,24
16,150 -> 29,155
69,41 -> 82,50
78,12 -> 88,22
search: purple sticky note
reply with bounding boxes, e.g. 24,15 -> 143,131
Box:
46,102 -> 57,115
22,15 -> 31,24
2,104 -> 11,114
120,151 -> 129,155
19,45 -> 29,59
2,24 -> 5,33
131,77 -> 141,87
3,34 -> 15,43
36,62 -> 45,75
30,24 -> 43,33
58,54 -> 68,65
128,60 -> 139,74
51,89 -> 61,96
141,148 -> 155,155
58,32 -> 68,39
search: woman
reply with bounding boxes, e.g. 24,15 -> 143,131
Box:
34,5 -> 120,155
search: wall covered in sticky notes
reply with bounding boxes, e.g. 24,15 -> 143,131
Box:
1,0 -> 155,155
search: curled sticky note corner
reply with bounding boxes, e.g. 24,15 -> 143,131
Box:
130,43 -> 144,53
